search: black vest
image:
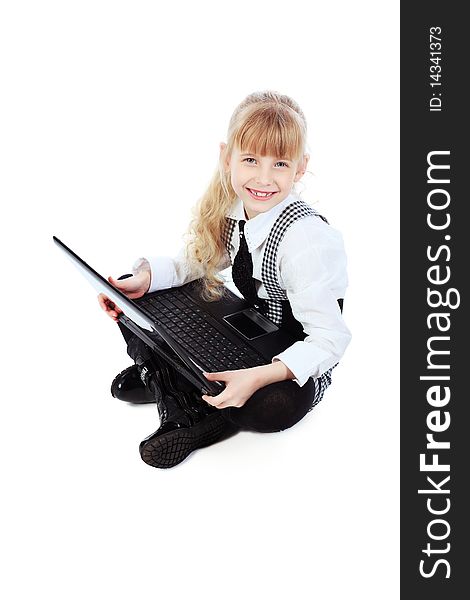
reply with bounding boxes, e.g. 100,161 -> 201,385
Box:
222,199 -> 334,339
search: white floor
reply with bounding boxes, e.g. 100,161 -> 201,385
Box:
2,295 -> 399,598
2,2 -> 400,596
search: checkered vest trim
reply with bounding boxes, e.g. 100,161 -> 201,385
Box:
222,201 -> 334,398
260,200 -> 328,325
221,217 -> 237,257
222,200 -> 328,325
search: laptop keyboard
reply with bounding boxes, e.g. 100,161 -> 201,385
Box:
137,289 -> 266,372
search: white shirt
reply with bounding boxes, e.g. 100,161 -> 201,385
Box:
132,193 -> 351,387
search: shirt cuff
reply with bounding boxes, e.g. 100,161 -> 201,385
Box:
271,341 -> 334,388
131,256 -> 176,293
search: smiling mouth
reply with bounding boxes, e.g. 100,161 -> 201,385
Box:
246,188 -> 277,200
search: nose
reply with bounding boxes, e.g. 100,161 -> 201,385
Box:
255,165 -> 273,187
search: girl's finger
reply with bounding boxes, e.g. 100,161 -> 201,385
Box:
210,394 -> 228,408
201,394 -> 216,405
203,371 -> 227,381
108,275 -> 128,289
109,276 -> 141,297
109,305 -> 123,316
202,392 -> 226,406
99,297 -> 111,312
110,307 -> 122,319
98,294 -> 122,319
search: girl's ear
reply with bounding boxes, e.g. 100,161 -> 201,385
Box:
219,142 -> 231,173
294,153 -> 310,182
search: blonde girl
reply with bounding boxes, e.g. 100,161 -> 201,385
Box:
98,90 -> 351,468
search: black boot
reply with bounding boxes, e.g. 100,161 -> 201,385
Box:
145,354 -> 194,431
110,334 -> 159,404
110,364 -> 157,404
139,358 -> 240,469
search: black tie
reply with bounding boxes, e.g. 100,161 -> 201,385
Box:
232,220 -> 266,310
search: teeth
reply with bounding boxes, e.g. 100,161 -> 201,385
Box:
249,189 -> 274,197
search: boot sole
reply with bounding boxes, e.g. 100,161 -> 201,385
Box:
139,413 -> 239,469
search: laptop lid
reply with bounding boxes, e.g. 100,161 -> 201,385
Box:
52,236 -> 224,395
53,236 -> 155,331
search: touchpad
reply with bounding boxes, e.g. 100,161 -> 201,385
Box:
223,308 -> 278,340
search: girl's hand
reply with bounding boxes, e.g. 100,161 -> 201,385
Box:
202,368 -> 263,409
97,270 -> 151,321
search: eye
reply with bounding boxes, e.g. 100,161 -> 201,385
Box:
275,161 -> 290,168
242,157 -> 256,164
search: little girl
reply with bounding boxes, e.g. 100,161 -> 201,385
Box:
98,90 -> 351,469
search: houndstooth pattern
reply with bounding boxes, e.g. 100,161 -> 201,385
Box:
222,217 -> 237,258
308,364 -> 335,410
222,202 -> 329,326
222,202 -> 334,398
260,201 -> 333,402
261,200 -> 328,325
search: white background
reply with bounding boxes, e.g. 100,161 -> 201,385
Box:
1,1 -> 399,598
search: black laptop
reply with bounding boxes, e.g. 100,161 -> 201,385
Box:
53,236 -> 304,396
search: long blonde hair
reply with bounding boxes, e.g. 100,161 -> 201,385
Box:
184,90 -> 308,301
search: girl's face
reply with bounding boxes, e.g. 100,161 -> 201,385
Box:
220,143 -> 309,220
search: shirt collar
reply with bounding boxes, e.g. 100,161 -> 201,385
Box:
225,192 -> 299,252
